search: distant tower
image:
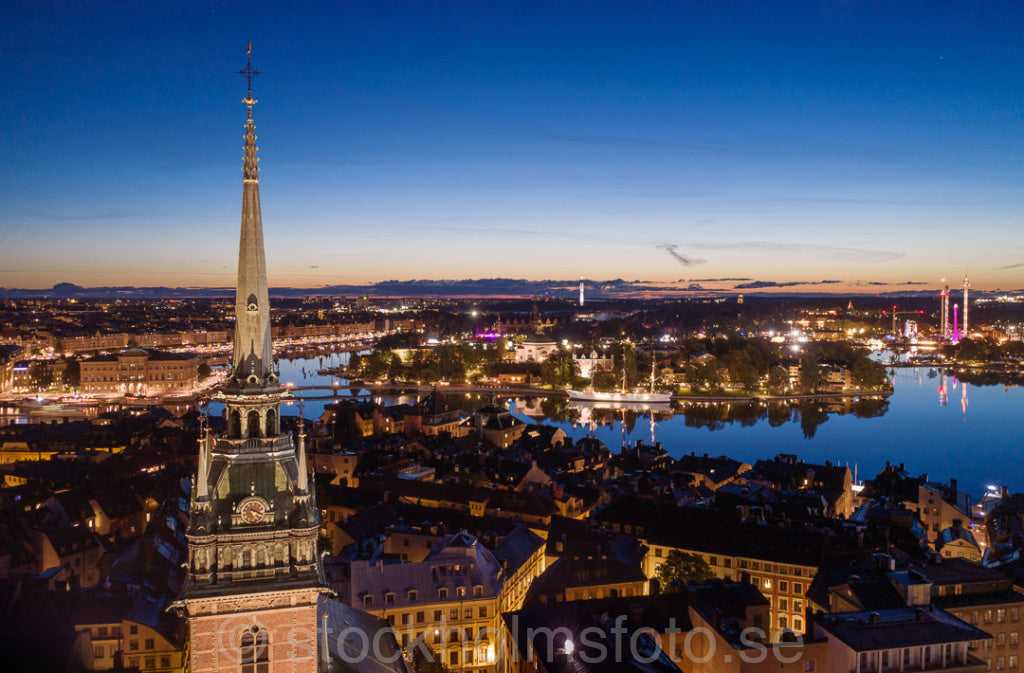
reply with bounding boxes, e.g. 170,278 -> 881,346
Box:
953,304 -> 959,341
579,275 -> 585,307
940,282 -> 950,341
737,294 -> 744,305
178,45 -> 324,673
963,273 -> 970,338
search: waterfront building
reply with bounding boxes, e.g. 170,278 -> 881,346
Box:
80,349 -> 198,396
0,344 -> 20,394
573,349 -> 613,379
514,336 -> 558,364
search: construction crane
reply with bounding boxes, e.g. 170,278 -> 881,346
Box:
882,305 -> 925,337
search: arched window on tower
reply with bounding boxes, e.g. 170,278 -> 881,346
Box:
241,627 -> 270,673
266,409 -> 277,436
248,411 -> 262,438
229,410 -> 241,437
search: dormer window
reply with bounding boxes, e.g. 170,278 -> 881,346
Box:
438,588 -> 448,599
408,590 -> 417,602
363,595 -> 373,607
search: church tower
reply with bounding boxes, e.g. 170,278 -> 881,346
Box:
179,46 -> 325,673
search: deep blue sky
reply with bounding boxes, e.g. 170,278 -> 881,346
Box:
2,1 -> 1023,291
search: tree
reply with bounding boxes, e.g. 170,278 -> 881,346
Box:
656,550 -> 714,590
686,360 -> 723,393
63,358 -> 81,388
850,358 -> 887,390
592,368 -> 618,391
494,336 -> 509,360
797,357 -> 825,394
724,349 -> 760,390
348,352 -> 363,374
767,366 -> 790,394
540,348 -> 576,386
364,351 -> 395,379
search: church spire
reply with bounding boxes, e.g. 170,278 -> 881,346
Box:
230,43 -> 275,389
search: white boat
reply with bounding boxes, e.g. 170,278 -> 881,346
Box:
566,389 -> 672,405
567,358 -> 671,405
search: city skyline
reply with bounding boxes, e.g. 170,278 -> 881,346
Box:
2,2 -> 1024,292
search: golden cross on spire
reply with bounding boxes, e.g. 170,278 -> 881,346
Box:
237,41 -> 261,100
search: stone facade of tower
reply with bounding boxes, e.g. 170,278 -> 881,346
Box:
177,53 -> 325,673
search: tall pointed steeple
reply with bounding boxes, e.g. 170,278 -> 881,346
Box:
179,47 -> 324,673
230,43 -> 275,390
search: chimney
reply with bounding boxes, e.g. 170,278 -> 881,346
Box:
1002,486 -> 1010,499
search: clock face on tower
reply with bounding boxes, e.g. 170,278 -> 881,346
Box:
239,498 -> 267,524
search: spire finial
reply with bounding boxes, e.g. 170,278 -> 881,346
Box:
238,41 -> 261,103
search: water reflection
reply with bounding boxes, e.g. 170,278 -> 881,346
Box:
508,395 -> 891,440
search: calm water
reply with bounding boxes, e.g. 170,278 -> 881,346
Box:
265,354 -> 1023,500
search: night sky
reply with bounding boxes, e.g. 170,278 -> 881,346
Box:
2,1 -> 1023,292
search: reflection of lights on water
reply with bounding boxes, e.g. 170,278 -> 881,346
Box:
563,638 -> 574,656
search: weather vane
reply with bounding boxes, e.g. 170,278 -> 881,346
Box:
238,41 -> 261,98
198,399 -> 209,436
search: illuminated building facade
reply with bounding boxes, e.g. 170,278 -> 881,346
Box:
80,349 -> 198,396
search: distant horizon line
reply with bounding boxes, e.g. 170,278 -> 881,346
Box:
0,278 -> 1015,301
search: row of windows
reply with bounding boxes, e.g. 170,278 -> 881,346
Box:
378,606 -> 490,623
775,598 -> 804,614
365,585 -> 485,606
92,647 -> 172,668
752,576 -> 804,595
989,654 -> 1020,670
390,622 -> 492,643
777,615 -> 804,631
393,639 -> 490,667
651,548 -> 811,577
962,608 -> 1022,625
125,656 -> 172,670
739,559 -> 811,576
991,632 -> 1021,648
860,643 -> 962,671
